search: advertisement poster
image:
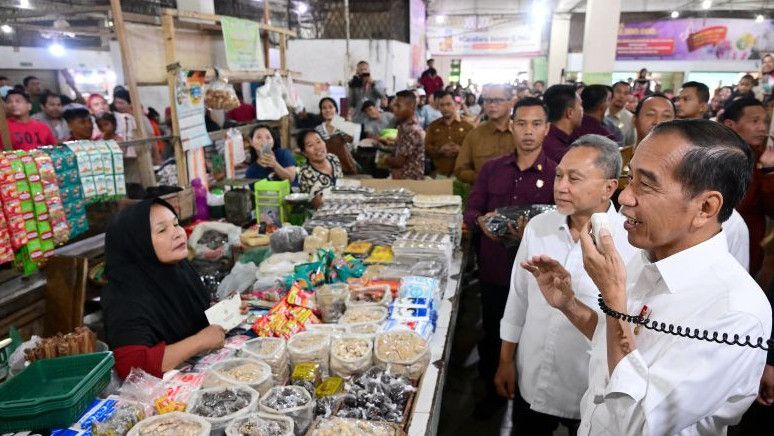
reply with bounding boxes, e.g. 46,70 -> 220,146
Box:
427,17 -> 541,56
221,16 -> 265,71
617,18 -> 774,60
409,0 -> 427,79
174,69 -> 211,152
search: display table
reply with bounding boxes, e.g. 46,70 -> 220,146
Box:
406,252 -> 463,436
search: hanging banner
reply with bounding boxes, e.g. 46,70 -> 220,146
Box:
174,69 -> 211,152
616,18 -> 774,60
427,18 -> 541,56
221,16 -> 265,71
409,0 -> 427,79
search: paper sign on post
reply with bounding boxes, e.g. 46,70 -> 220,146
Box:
205,293 -> 244,331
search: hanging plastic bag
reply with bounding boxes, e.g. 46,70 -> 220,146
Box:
284,76 -> 305,113
224,128 -> 246,180
205,69 -> 240,110
256,73 -> 289,121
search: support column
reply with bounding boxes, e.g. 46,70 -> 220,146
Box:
581,0 -> 621,85
547,13 -> 570,85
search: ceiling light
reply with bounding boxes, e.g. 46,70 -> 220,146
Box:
531,0 -> 548,26
701,0 -> 712,10
48,41 -> 65,57
18,0 -> 31,9
0,24 -> 12,34
435,15 -> 445,24
296,2 -> 308,14
671,10 -> 680,19
756,14 -> 765,23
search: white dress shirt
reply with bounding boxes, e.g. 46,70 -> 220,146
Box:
721,209 -> 749,271
579,232 -> 771,436
500,204 -> 638,419
605,108 -> 636,146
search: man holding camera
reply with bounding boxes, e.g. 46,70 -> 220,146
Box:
347,61 -> 386,123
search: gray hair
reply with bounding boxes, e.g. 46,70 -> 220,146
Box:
482,83 -> 514,98
569,134 -> 622,179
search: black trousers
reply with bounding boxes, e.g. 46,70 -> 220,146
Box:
513,393 -> 581,436
478,280 -> 510,397
736,401 -> 774,436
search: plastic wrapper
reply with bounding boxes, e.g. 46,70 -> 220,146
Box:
91,402 -> 146,436
315,283 -> 349,323
259,385 -> 315,436
217,261 -> 259,299
305,323 -> 347,336
381,319 -> 434,341
241,337 -> 290,385
206,75 -> 240,110
291,362 -> 322,386
315,376 -> 344,398
338,306 -> 388,325
345,284 -> 392,309
346,322 -> 381,337
303,235 -> 325,253
335,367 -> 414,424
309,417 -> 399,436
373,331 -> 430,379
118,368 -> 167,410
314,396 -> 341,419
328,227 -> 348,248
186,386 -> 260,432
330,335 -> 373,378
344,241 -> 372,256
127,412 -> 211,436
189,221 -> 242,259
270,226 -> 308,253
311,226 -> 329,242
287,332 -> 330,376
204,358 -> 274,395
364,245 -> 394,264
225,412 -> 295,436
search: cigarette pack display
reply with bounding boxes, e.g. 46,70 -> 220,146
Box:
81,176 -> 96,201
114,174 -> 126,196
93,174 -> 107,198
89,151 -> 104,176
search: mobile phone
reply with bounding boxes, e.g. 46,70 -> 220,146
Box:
590,212 -> 610,250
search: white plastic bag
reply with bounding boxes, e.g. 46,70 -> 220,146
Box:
225,412 -> 294,436
330,334 -> 373,378
127,412 -> 211,436
203,358 -> 274,395
286,332 -> 331,376
217,262 -> 259,299
259,386 -> 314,436
283,76 -> 305,113
240,337 -> 290,385
255,74 -> 289,121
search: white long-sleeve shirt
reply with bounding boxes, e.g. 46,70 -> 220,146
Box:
579,232 -> 771,436
500,204 -> 638,419
721,209 -> 749,271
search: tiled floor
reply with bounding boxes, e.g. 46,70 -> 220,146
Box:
438,277 -> 570,436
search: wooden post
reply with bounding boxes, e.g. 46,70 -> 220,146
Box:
162,11 -> 189,187
0,105 -> 11,151
109,0 -> 156,188
262,0 -> 271,69
279,34 -> 287,71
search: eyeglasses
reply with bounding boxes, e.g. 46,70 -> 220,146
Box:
483,98 -> 508,105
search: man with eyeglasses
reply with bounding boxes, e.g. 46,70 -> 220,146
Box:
454,84 -> 516,184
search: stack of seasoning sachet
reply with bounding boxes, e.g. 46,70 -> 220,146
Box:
41,145 -> 89,239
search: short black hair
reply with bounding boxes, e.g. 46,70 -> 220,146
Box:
4,89 -> 30,103
96,111 -> 117,126
581,84 -> 610,112
612,81 -> 631,92
718,97 -> 764,123
650,119 -> 752,223
318,97 -> 338,113
357,60 -> 368,66
740,74 -> 755,83
533,80 -> 545,86
361,100 -> 376,111
60,94 -> 74,106
543,84 -> 577,122
62,107 -> 91,123
113,88 -> 131,104
296,128 -> 320,152
23,76 -> 38,87
0,75 -> 8,81
248,124 -> 281,162
427,68 -> 437,76
634,93 -> 675,116
432,90 -> 449,101
681,81 -> 710,103
40,90 -> 61,106
512,97 -> 547,120
395,90 -> 417,106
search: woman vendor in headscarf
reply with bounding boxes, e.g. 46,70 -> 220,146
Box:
101,198 -> 225,379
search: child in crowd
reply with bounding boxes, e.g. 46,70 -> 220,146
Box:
383,90 -> 425,180
96,112 -> 124,142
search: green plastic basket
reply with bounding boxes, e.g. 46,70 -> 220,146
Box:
0,351 -> 114,432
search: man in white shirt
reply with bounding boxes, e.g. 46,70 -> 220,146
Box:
495,134 -> 638,435
522,119 -> 771,435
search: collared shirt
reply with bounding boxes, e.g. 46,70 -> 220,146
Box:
425,117 -> 474,177
463,151 -> 557,287
722,209 -> 750,271
32,112 -> 70,141
454,121 -> 516,184
579,232 -> 771,436
606,108 -> 636,146
417,104 -> 442,129
501,205 -> 638,419
392,116 -> 425,180
542,124 -> 573,164
571,115 -> 616,144
737,162 -> 774,274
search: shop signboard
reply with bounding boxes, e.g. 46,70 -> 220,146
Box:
221,16 -> 265,71
174,69 -> 211,152
427,18 -> 541,56
617,18 -> 774,61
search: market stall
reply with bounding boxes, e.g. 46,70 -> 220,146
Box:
0,179 -> 464,436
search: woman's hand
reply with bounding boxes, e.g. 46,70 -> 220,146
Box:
196,325 -> 225,351
258,152 -> 278,169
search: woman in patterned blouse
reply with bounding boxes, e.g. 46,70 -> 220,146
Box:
296,129 -> 343,208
